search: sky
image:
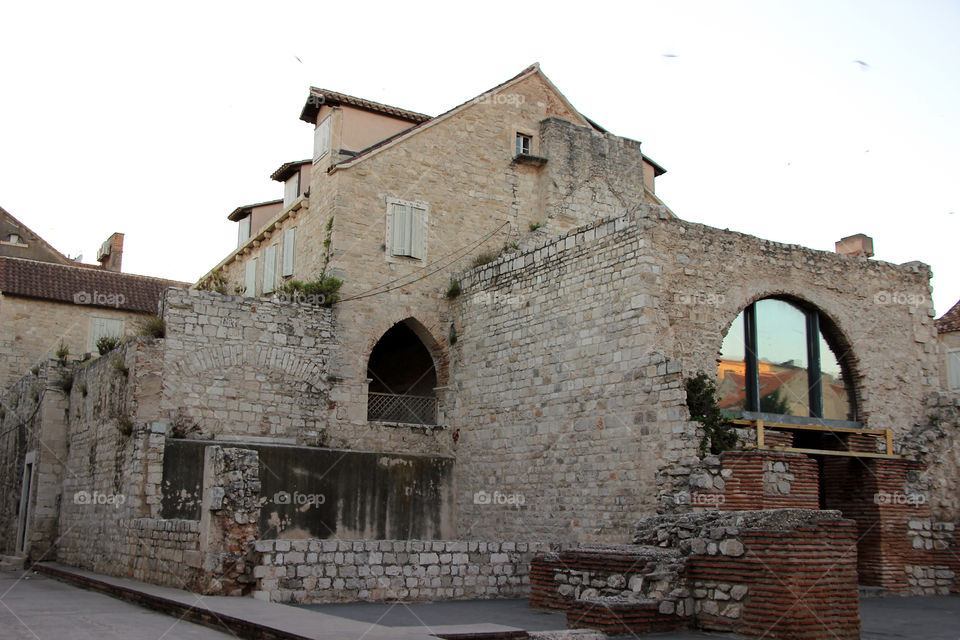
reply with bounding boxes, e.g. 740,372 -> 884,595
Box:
0,0 -> 957,314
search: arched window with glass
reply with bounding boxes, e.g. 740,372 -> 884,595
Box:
717,298 -> 856,422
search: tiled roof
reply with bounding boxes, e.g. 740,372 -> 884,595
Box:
300,89 -> 431,125
0,256 -> 189,313
936,298 -> 960,333
270,160 -> 311,183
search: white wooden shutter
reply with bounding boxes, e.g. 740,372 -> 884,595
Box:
237,216 -> 251,247
392,203 -> 410,256
410,206 -> 424,259
281,227 -> 296,276
90,317 -> 124,350
263,245 -> 277,293
313,118 -> 331,162
949,351 -> 960,391
283,173 -> 300,208
244,258 -> 257,296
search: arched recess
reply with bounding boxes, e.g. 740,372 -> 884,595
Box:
366,318 -> 444,425
716,294 -> 860,423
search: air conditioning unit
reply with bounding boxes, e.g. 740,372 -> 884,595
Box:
97,240 -> 111,261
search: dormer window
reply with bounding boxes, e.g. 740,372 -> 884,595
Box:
237,216 -> 251,247
5,233 -> 24,244
283,172 -> 301,208
516,133 -> 532,156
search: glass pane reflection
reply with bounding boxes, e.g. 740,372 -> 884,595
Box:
819,333 -> 852,420
755,299 -> 809,416
717,314 -> 747,411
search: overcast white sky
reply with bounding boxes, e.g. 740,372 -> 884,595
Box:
0,0 -> 956,314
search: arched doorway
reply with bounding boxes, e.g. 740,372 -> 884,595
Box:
366,321 -> 438,425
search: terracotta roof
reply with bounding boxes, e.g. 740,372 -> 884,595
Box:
936,298 -> 960,333
227,199 -> 282,222
0,256 -> 189,313
270,160 -> 310,183
300,89 -> 431,126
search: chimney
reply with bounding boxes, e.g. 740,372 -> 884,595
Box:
835,233 -> 874,258
96,232 -> 124,272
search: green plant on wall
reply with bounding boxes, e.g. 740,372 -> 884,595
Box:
196,268 -> 229,294
280,216 -> 343,306
55,344 -> 69,365
685,372 -> 738,456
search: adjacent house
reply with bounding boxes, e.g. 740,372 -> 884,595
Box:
937,298 -> 960,391
0,207 -> 188,387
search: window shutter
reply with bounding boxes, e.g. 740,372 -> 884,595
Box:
237,216 -> 251,247
313,118 -> 330,162
410,206 -> 424,259
90,317 -> 124,351
244,258 -> 257,296
950,352 -> 960,391
263,245 -> 277,293
281,228 -> 296,276
283,174 -> 299,208
392,204 -> 410,256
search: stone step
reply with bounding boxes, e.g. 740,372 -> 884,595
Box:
0,554 -> 25,571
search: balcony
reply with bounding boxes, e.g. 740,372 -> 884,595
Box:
367,392 -> 438,426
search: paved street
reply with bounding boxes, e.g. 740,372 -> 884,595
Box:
3,567 -> 959,640
0,570 -> 234,639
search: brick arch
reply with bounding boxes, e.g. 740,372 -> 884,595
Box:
715,289 -> 863,421
168,344 -> 328,391
363,315 -> 449,387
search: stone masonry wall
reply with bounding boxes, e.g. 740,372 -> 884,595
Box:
159,288 -> 336,446
451,203 -> 939,542
250,539 -> 548,603
0,294 -> 146,388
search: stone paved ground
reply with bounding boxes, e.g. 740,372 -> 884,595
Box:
0,571 -> 233,639
5,568 -> 959,640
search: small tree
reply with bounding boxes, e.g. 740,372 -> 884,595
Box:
685,372 -> 737,456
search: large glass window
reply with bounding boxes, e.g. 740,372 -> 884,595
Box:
718,298 -> 855,421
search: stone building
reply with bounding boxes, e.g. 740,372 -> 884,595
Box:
1,64 -> 958,638
0,208 -> 188,387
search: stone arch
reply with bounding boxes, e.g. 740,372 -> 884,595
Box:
362,315 -> 449,388
715,289 -> 862,422
364,316 -> 448,425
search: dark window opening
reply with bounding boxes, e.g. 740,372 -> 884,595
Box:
516,133 -> 532,156
367,322 -> 437,425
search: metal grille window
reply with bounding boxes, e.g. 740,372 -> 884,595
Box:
367,392 -> 437,425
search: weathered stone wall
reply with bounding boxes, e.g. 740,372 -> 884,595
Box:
159,288 -> 336,446
450,204 -> 939,542
250,539 -> 547,603
0,359 -> 70,558
0,294 -> 146,389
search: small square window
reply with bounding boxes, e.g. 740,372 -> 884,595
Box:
516,133 -> 532,156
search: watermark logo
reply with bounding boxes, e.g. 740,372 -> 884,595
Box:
470,92 -> 526,107
73,490 -> 126,508
473,490 -> 525,506
674,492 -> 726,507
73,290 -> 126,308
873,291 -> 926,306
470,291 -> 525,309
273,490 -> 326,507
674,293 -> 726,307
270,291 -> 329,306
874,491 -> 926,506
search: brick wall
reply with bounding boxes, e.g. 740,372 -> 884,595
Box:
716,451 -> 819,511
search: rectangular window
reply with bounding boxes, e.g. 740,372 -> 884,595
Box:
237,216 -> 251,247
949,351 -> 960,391
389,201 -> 425,259
262,244 -> 277,294
90,316 -> 124,351
281,227 -> 296,277
283,172 -> 300,208
516,133 -> 532,155
244,257 -> 258,296
313,117 -> 331,162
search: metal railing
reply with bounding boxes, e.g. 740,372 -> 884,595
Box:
367,392 -> 438,425
731,418 -> 898,458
